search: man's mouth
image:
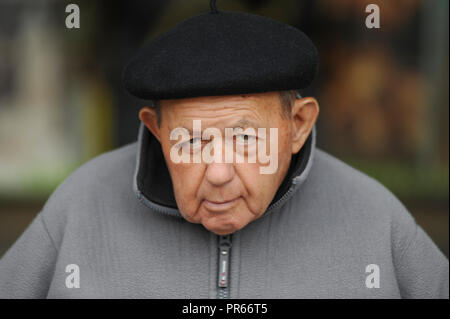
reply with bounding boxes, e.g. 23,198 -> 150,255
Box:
203,197 -> 240,212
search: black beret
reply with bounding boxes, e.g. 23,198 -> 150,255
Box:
123,9 -> 318,100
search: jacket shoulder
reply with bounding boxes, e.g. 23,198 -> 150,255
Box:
47,142 -> 137,200
39,142 -> 138,237
311,148 -> 410,215
307,148 -> 417,254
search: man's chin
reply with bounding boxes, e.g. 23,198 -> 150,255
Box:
209,228 -> 235,236
202,217 -> 246,235
181,206 -> 256,235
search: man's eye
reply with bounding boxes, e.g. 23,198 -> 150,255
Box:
176,137 -> 202,149
236,134 -> 256,144
184,137 -> 202,149
189,137 -> 202,146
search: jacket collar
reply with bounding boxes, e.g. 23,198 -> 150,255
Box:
133,122 -> 316,218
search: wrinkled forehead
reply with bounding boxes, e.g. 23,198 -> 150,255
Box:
161,92 -> 283,129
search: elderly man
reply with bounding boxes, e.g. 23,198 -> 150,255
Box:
0,6 -> 448,299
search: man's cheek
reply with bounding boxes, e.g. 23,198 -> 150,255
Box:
175,178 -> 202,214
176,198 -> 201,223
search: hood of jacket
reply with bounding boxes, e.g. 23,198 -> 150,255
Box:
132,122 -> 316,218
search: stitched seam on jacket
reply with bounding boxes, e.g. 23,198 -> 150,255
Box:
39,213 -> 58,254
396,221 -> 418,267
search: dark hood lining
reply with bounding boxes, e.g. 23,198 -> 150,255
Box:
136,127 -> 312,209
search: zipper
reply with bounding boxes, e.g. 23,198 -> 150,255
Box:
217,234 -> 232,299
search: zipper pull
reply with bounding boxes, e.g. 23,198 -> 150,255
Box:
218,235 -> 232,288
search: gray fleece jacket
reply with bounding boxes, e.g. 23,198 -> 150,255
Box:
0,124 -> 448,299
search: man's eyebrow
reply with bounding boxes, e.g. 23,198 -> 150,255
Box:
168,118 -> 260,134
228,118 -> 260,129
168,125 -> 193,135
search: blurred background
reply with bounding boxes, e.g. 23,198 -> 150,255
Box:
0,0 -> 448,257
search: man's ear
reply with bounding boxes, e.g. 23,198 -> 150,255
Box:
139,107 -> 161,143
290,97 -> 319,154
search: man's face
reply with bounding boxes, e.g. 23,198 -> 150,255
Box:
142,92 -> 316,235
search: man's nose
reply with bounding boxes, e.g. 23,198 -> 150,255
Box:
205,162 -> 235,186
